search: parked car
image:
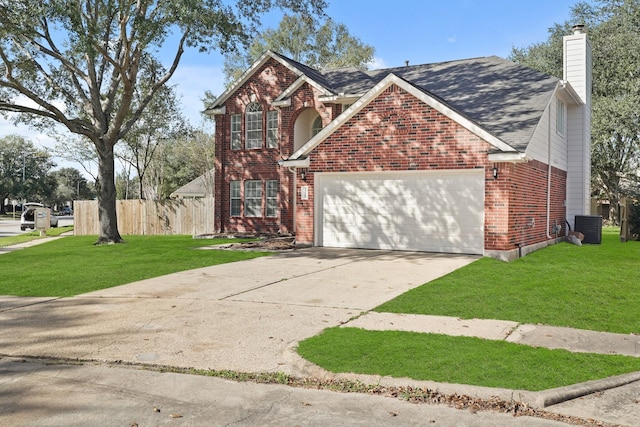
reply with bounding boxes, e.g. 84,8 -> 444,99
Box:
60,206 -> 73,216
20,202 -> 58,230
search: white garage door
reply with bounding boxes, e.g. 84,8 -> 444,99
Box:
315,170 -> 484,254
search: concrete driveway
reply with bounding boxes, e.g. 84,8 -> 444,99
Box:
0,248 -> 478,376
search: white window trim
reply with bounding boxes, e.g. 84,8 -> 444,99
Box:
266,180 -> 278,217
266,110 -> 278,148
556,99 -> 565,136
230,181 -> 241,216
246,103 -> 263,149
231,114 -> 241,150
244,180 -> 262,217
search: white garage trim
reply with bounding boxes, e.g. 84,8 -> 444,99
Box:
314,170 -> 485,255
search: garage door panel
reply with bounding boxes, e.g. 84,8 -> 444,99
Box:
317,171 -> 484,255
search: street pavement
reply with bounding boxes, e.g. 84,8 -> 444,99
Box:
0,239 -> 639,426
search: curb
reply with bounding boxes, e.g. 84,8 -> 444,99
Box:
532,371 -> 640,408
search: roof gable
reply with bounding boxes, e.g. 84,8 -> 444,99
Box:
287,74 -> 517,162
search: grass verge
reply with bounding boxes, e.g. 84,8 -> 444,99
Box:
0,235 -> 269,297
0,226 -> 74,248
376,228 -> 640,334
298,328 -> 640,391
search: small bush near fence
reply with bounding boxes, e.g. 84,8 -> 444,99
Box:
74,197 -> 215,236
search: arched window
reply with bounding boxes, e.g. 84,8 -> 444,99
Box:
245,102 -> 263,149
311,115 -> 323,136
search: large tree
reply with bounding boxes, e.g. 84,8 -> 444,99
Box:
510,0 -> 640,222
0,0 -> 326,243
0,135 -> 56,213
223,13 -> 375,85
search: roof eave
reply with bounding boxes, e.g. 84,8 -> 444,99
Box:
488,152 -> 529,163
558,80 -> 584,106
317,94 -> 362,103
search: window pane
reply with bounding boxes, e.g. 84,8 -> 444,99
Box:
246,103 -> 262,149
245,180 -> 262,217
266,180 -> 278,217
312,116 -> 323,136
230,181 -> 240,216
231,114 -> 241,150
556,99 -> 565,135
267,110 -> 278,148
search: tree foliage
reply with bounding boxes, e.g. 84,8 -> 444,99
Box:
117,81 -> 189,199
0,135 -> 56,212
0,0 -> 326,243
509,0 -> 640,222
50,167 -> 95,208
223,13 -> 375,85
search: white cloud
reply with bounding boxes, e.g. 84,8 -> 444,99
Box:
447,36 -> 457,43
368,56 -> 389,70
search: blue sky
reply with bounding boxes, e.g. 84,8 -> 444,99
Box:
171,0 -> 579,124
1,0 -> 580,174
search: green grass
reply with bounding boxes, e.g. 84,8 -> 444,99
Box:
298,227 -> 640,390
0,226 -> 74,248
298,328 -> 640,391
0,235 -> 269,297
376,228 -> 640,334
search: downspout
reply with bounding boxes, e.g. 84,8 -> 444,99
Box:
546,104 -> 553,239
288,167 -> 297,234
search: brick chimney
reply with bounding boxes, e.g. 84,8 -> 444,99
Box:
563,24 -> 592,227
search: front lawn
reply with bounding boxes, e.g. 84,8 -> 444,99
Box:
377,227 -> 640,334
298,228 -> 640,390
297,328 -> 640,391
0,235 -> 269,297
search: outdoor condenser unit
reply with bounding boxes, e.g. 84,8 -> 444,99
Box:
574,215 -> 602,244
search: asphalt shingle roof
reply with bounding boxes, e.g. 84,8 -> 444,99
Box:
277,54 -> 559,151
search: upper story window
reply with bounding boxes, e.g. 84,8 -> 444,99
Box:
246,102 -> 263,149
556,99 -> 565,135
266,110 -> 279,148
230,114 -> 241,150
311,116 -> 323,136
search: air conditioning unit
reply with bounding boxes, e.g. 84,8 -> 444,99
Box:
574,215 -> 602,244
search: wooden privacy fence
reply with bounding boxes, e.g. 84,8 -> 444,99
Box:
74,197 -> 215,236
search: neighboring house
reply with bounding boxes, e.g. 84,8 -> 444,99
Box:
170,169 -> 215,199
206,26 -> 591,261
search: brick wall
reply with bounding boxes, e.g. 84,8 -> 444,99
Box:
215,68 -> 568,254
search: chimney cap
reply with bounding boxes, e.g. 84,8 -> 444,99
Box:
572,24 -> 585,34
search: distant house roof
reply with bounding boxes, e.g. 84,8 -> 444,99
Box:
170,169 -> 215,199
207,51 -> 562,153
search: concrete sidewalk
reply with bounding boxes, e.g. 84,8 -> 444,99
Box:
346,312 -> 640,357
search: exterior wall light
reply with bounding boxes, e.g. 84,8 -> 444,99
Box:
492,166 -> 499,180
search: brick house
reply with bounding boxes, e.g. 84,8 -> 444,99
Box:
206,26 -> 591,261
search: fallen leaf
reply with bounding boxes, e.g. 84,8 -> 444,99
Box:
169,413 -> 183,419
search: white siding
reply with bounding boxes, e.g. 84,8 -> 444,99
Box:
563,32 -> 592,226
525,94 -> 568,170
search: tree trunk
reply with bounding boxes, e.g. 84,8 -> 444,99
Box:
95,142 -> 123,244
